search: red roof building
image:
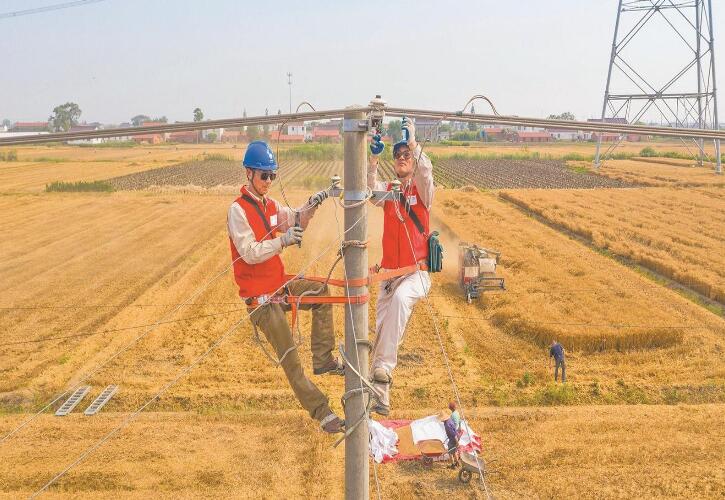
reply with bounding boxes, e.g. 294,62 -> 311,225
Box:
268,130 -> 305,143
312,127 -> 341,142
590,132 -> 620,142
168,130 -> 200,143
510,131 -> 552,142
221,130 -> 246,143
11,121 -> 49,132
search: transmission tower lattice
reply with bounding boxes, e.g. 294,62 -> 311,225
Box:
594,0 -> 721,173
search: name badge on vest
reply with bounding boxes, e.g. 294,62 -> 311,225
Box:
407,195 -> 417,206
269,214 -> 278,226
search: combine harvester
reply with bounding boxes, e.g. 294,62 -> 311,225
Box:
458,242 -> 505,303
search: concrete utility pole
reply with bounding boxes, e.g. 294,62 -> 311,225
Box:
342,106 -> 369,500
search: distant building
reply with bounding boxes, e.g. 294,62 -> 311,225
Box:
413,118 -> 441,142
221,130 -> 246,143
481,127 -> 505,141
132,121 -> 168,144
547,128 -> 591,141
67,124 -> 105,145
312,127 -> 341,143
268,129 -> 305,143
590,132 -> 620,142
286,121 -> 305,137
168,130 -> 199,144
11,121 -> 48,133
510,131 -> 553,143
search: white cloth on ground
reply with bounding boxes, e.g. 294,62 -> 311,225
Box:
410,415 -> 447,445
410,415 -> 478,447
368,419 -> 399,463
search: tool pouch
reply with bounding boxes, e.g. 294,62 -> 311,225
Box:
427,231 -> 443,273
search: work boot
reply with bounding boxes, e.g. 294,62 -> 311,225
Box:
313,357 -> 345,376
372,367 -> 392,385
371,401 -> 390,416
320,412 -> 345,434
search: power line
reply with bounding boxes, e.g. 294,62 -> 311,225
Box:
0,0 -> 108,20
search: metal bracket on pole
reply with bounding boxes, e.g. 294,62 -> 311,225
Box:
344,190 -> 368,201
343,119 -> 369,132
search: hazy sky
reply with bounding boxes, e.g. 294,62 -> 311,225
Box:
2,0 -> 723,124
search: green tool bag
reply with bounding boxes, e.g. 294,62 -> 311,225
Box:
427,230 -> 443,273
397,199 -> 443,273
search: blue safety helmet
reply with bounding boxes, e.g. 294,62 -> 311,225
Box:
243,141 -> 277,171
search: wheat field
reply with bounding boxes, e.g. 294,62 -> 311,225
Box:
0,145 -> 723,498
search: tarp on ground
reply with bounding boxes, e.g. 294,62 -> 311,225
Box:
369,416 -> 482,464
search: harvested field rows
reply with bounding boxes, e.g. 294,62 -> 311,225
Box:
499,187 -> 725,305
106,159 -> 345,190
580,159 -> 725,187
433,158 -> 632,189
424,140 -> 721,159
434,190 -> 725,354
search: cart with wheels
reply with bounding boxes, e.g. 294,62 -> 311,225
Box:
458,450 -> 487,484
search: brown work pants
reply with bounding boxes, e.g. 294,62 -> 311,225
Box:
249,279 -> 336,422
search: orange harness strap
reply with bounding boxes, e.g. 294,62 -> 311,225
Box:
283,262 -> 428,289
247,264 -> 427,332
246,293 -> 369,333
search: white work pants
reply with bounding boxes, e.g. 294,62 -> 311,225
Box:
371,270 -> 431,406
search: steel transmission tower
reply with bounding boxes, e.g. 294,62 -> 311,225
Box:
594,0 -> 721,174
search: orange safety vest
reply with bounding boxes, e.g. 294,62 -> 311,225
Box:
230,187 -> 286,297
381,182 -> 429,269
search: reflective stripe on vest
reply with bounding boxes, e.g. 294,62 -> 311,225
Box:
230,187 -> 286,297
381,183 -> 429,269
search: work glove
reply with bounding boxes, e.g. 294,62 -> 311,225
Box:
280,226 -> 304,247
308,189 -> 329,207
402,117 -> 415,144
369,134 -> 385,156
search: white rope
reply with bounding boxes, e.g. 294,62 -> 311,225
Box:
31,207 -> 371,496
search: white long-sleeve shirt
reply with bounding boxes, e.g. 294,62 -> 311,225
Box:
227,188 -> 317,265
367,144 -> 435,208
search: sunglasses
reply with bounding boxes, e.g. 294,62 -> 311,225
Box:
394,151 -> 412,160
255,171 -> 277,181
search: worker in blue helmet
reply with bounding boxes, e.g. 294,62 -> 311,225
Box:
227,140 -> 345,434
367,118 -> 435,416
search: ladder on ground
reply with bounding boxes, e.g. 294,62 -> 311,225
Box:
84,385 -> 118,416
54,386 -> 91,416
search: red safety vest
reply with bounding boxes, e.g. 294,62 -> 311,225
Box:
381,182 -> 429,269
230,187 -> 286,297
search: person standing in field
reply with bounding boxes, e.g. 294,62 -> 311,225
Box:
549,340 -> 566,382
367,118 -> 434,415
227,140 -> 345,434
439,408 -> 460,469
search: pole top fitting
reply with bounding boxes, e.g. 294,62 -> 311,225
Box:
368,95 -> 387,131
